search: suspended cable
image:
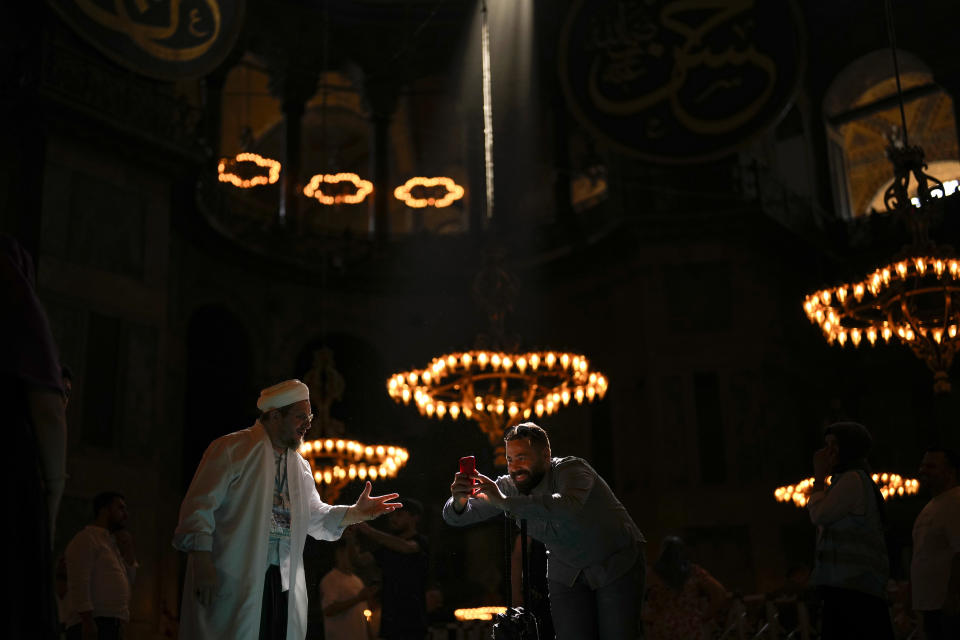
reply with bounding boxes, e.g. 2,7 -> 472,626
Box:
884,0 -> 909,146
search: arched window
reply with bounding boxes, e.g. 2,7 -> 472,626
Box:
824,50 -> 959,219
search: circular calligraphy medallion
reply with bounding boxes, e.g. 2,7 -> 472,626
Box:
47,0 -> 245,81
559,0 -> 804,163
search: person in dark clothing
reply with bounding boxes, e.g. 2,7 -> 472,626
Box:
356,498 -> 429,640
444,422 -> 646,640
1,234 -> 68,640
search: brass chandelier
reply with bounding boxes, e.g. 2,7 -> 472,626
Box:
775,472 -> 919,508
297,347 -> 409,502
387,348 -> 608,444
386,1 -> 609,463
802,2 -> 959,394
299,437 -> 409,501
387,251 -> 609,465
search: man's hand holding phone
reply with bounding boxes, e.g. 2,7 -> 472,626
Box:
450,456 -> 480,513
451,455 -> 508,513
471,472 -> 507,509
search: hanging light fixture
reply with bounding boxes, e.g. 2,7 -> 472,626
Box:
387,1 -> 608,463
394,176 -> 465,208
802,0 -> 960,393
218,151 -> 282,188
301,5 -> 373,209
774,472 -> 919,508
299,437 -> 409,500
387,348 -> 608,434
303,172 -> 374,204
218,64 -> 282,190
297,352 -> 409,502
387,252 -> 610,463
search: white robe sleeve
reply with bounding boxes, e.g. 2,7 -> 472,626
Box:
301,457 -> 349,541
172,438 -> 237,552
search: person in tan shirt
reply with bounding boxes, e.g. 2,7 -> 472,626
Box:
64,492 -> 137,640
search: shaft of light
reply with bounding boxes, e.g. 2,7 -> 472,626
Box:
481,0 -> 494,221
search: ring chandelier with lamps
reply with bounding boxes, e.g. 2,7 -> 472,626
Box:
299,437 -> 409,490
387,349 -> 608,451
221,166 -> 465,210
302,172 -> 375,205
801,0 -> 960,394
217,152 -> 282,189
295,348 -> 410,501
774,473 -> 919,508
386,1 -> 608,464
394,176 -> 465,208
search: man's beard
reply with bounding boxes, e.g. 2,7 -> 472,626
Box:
511,469 -> 545,494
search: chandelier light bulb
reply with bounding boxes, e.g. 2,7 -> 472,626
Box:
774,474 -> 918,508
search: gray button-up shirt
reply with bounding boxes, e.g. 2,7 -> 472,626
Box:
442,456 -> 644,588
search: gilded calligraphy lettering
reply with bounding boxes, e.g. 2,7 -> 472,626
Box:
189,8 -> 210,37
587,0 -> 778,135
73,0 -> 222,62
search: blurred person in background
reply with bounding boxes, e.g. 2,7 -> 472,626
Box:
911,447 -> 960,640
1,234 -> 67,640
63,492 -> 137,640
321,533 -> 377,640
806,422 -> 893,640
642,537 -> 728,640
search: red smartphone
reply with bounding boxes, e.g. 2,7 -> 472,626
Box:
459,455 -> 477,495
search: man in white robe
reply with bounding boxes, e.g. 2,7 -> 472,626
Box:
173,379 -> 400,640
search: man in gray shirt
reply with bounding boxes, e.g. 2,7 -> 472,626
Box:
443,422 -> 645,640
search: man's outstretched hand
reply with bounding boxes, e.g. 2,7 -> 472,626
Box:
342,481 -> 401,525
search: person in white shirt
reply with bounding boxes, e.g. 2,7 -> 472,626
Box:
63,492 -> 137,640
806,422 -> 893,640
172,379 -> 400,640
321,536 -> 377,640
911,447 -> 960,640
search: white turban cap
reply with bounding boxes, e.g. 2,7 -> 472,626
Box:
257,379 -> 310,412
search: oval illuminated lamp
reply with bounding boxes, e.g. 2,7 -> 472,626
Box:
394,176 -> 465,208
774,473 -> 920,508
218,152 -> 281,188
454,606 -> 508,621
303,173 -> 373,205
